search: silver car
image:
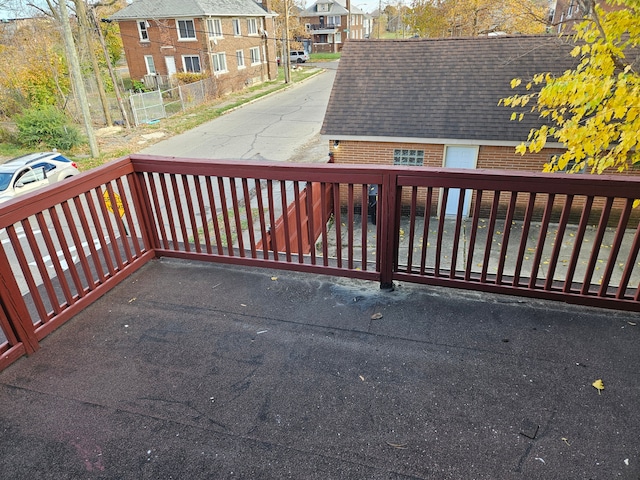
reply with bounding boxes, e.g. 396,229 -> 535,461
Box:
0,152 -> 80,203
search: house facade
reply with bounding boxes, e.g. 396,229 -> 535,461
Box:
300,0 -> 366,53
321,36 -> 638,216
110,0 -> 277,93
322,36 -> 585,175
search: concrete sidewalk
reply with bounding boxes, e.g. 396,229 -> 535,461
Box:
0,259 -> 638,479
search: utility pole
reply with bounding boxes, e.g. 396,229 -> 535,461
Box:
59,0 -> 99,157
90,7 -> 131,129
284,0 -> 291,83
75,0 -> 112,126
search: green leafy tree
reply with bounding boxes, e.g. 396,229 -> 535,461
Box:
502,0 -> 640,175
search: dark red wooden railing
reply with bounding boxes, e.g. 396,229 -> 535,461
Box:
0,154 -> 638,371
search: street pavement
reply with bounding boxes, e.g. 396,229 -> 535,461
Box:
141,65 -> 336,163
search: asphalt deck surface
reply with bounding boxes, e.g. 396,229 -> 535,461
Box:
0,259 -> 638,479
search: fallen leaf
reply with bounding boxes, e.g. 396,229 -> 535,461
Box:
128,297 -> 136,303
271,276 -> 278,281
371,312 -> 383,320
385,441 -> 408,449
359,375 -> 365,381
561,437 -> 571,446
592,378 -> 604,394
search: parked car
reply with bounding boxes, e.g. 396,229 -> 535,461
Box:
0,152 -> 80,203
289,50 -> 309,63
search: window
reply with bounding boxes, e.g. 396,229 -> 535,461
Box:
249,46 -> 261,65
247,18 -> 258,35
394,149 -> 424,166
212,52 -> 227,74
335,32 -> 342,43
137,20 -> 149,41
232,18 -> 241,36
236,50 -> 245,69
330,15 -> 341,26
182,55 -> 201,72
144,55 -> 156,74
207,18 -> 222,38
177,19 -> 196,40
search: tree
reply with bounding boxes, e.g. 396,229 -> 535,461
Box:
405,0 -> 548,38
501,0 -> 640,175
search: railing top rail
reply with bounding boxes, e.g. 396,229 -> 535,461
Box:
129,154 -> 640,198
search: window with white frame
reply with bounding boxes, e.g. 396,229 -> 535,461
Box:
232,18 -> 241,36
144,55 -> 156,74
212,52 -> 227,74
335,32 -> 342,43
137,20 -> 149,41
207,18 -> 223,38
177,19 -> 196,40
394,149 -> 424,166
330,15 -> 341,26
236,50 -> 245,69
182,55 -> 201,72
247,18 -> 258,35
249,46 -> 261,65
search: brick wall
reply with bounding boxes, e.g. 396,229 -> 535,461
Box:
118,16 -> 276,92
329,140 -> 639,223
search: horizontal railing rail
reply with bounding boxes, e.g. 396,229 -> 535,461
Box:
0,155 -> 638,372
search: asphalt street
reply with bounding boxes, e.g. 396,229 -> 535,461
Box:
142,63 -> 337,164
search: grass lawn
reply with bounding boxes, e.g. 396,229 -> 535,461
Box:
310,52 -> 341,62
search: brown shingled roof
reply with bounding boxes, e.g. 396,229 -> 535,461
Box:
321,36 -> 579,143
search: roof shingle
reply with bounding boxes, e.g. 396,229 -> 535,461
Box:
321,36 -> 579,143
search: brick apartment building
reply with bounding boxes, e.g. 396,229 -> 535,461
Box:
110,0 -> 278,93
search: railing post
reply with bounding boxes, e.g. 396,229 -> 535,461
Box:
0,243 -> 39,354
378,172 -> 397,290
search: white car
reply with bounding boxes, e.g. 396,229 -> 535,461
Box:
290,50 -> 309,63
0,152 -> 80,203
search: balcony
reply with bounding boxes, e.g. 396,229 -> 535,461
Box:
0,155 -> 639,477
307,22 -> 341,33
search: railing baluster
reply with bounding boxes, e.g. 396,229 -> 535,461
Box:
616,222 -> 640,300
35,212 -> 73,309
241,178 -> 257,257
255,179 -> 269,259
47,205 -> 84,298
279,180 -> 292,261
435,188 -> 448,277
116,176 -> 142,256
420,187 -> 434,276
480,191 -> 500,283
293,181 -> 304,262
84,190 -> 116,277
495,192 -> 517,285
181,175 -> 201,253
217,177 -> 234,256
205,176 -> 224,255
228,177 -> 245,257
563,196 -> 593,293
581,197 -> 613,295
544,194 -> 574,291
193,175 -> 212,254
333,183 -> 342,268
450,188 -> 466,279
69,197 -> 103,288
598,198 -> 633,298
105,182 -> 133,262
406,186 -> 418,274
360,184 -> 368,271
513,193 -> 536,287
529,193 -> 555,289
347,184 -> 354,270
7,223 -> 50,322
266,179 -> 279,260
306,182 -> 317,265
320,182 -> 329,267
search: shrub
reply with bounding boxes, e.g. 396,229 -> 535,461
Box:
15,105 -> 84,150
176,72 -> 205,84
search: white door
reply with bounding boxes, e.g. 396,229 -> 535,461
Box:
165,56 -> 177,76
443,146 -> 478,216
